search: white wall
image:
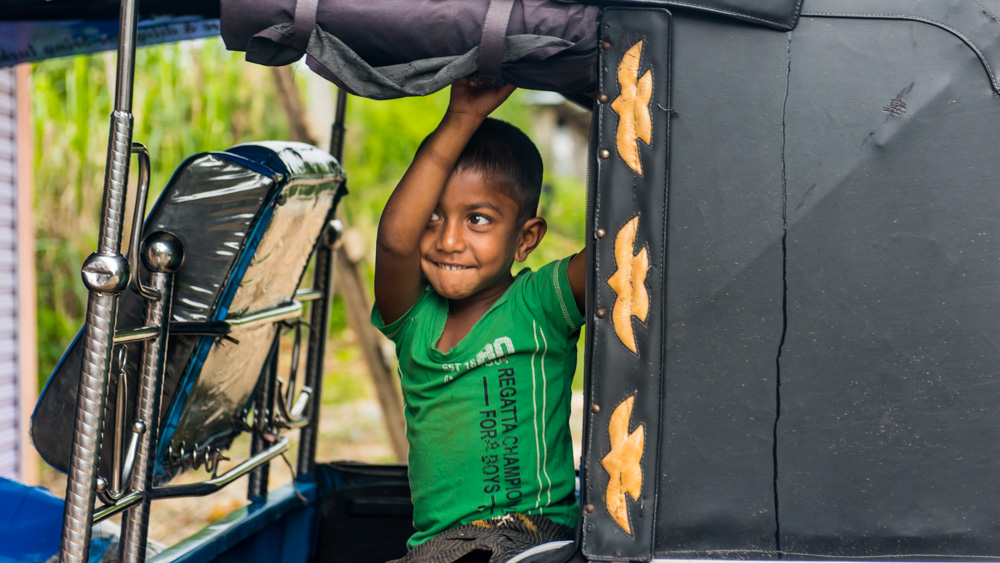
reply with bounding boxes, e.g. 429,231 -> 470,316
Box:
0,65 -> 37,483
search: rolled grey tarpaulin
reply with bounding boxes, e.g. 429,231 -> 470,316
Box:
220,0 -> 600,99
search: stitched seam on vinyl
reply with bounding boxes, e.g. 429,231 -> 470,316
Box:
801,11 -> 999,92
970,0 -> 1000,22
662,1 -> 799,29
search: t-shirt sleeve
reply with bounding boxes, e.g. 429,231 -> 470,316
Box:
520,256 -> 586,335
371,286 -> 433,344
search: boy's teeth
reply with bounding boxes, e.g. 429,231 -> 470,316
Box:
440,263 -> 465,271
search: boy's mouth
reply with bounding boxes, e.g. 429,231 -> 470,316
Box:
434,262 -> 471,271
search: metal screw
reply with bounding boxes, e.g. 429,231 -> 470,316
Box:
591,404 -> 601,414
598,94 -> 609,104
596,308 -> 607,319
599,149 -> 610,159
596,228 -> 606,238
601,41 -> 612,51
133,421 -> 146,434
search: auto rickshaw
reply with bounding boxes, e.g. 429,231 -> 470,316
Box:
4,0 -> 1000,561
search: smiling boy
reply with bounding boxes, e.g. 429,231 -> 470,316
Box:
372,79 -> 586,562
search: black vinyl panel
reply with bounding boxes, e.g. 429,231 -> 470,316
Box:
654,12 -> 787,557
581,7 -> 671,561
579,0 -> 801,31
779,14 -> 1000,558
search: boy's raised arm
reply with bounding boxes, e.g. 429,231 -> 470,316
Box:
375,79 -> 515,325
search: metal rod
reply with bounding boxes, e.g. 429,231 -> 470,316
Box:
227,301 -> 303,329
121,302 -> 306,341
284,322 -> 303,416
329,88 -> 348,162
297,221 -> 339,478
114,326 -> 159,344
110,347 -> 127,498
127,143 -> 158,301
153,436 -> 290,499
119,232 -> 182,563
93,436 -> 290,522
294,288 -> 323,302
94,492 -> 142,524
117,427 -> 141,497
60,0 -> 140,560
248,336 -> 280,502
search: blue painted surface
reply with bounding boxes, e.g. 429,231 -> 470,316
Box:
0,478 -> 125,563
150,481 -> 317,563
0,478 -> 61,563
0,18 -> 220,69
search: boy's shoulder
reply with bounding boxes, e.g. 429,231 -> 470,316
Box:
510,256 -> 583,333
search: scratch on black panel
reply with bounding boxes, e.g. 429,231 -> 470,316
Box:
774,31 -> 793,557
883,82 -> 914,117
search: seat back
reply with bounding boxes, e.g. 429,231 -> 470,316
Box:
32,141 -> 346,484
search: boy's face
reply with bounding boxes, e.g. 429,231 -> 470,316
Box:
420,169 -> 536,303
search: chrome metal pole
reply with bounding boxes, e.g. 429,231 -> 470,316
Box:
296,221 -> 340,478
248,336 -> 280,502
119,233 -> 183,563
60,0 -> 140,561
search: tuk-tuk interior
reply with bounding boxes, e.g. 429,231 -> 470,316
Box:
6,0 -> 1000,562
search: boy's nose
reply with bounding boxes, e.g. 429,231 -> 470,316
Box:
437,221 -> 465,252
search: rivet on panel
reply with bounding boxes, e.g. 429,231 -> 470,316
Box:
598,93 -> 609,104
591,404 -> 601,414
584,504 -> 596,514
601,41 -> 612,52
596,308 -> 607,319
596,228 -> 606,239
599,149 -> 610,159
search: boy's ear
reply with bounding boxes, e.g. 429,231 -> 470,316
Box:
515,217 -> 547,262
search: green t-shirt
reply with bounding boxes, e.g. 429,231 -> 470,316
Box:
373,256 -> 585,548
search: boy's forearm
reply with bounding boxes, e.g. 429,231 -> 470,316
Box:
377,111 -> 483,256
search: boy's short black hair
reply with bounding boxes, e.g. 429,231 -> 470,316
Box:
454,118 -> 543,226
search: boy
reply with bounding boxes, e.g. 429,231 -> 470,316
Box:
372,78 -> 586,563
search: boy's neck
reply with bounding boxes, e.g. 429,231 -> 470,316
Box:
436,274 -> 514,353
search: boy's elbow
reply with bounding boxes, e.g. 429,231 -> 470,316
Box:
376,233 -> 414,260
376,218 -> 415,257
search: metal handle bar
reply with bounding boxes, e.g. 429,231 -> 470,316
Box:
127,143 -> 158,300
93,435 -> 290,523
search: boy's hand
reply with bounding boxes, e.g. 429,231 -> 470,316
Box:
446,78 -> 516,123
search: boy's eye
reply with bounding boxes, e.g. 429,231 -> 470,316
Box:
468,213 -> 492,226
429,211 -> 441,222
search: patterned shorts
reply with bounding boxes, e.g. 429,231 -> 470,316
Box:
389,513 -> 574,563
